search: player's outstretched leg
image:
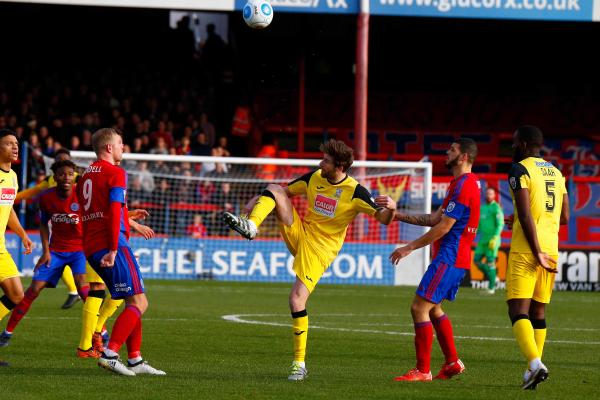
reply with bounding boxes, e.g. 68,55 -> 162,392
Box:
223,187 -> 288,240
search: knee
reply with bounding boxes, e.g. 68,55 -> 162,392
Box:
90,282 -> 105,291
265,184 -> 284,198
129,296 -> 148,314
10,292 -> 24,304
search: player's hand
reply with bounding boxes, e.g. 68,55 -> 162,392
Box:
135,223 -> 155,240
22,235 -> 33,255
504,214 -> 514,230
35,251 -> 51,270
129,209 -> 150,221
537,252 -> 558,273
488,236 -> 498,250
100,251 -> 117,268
390,245 -> 413,266
374,195 -> 396,210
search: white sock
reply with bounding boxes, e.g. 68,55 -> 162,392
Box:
293,361 -> 306,368
529,357 -> 542,371
103,348 -> 119,358
69,291 -> 78,295
128,356 -> 143,364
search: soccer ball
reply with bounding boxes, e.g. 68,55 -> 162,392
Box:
243,0 -> 273,29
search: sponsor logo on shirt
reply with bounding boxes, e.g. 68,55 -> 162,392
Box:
314,194 -> 338,217
51,213 -> 80,224
0,187 -> 16,205
82,211 -> 104,222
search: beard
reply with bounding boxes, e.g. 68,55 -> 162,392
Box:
445,156 -> 459,169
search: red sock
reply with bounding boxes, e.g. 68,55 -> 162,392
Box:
414,321 -> 433,373
433,314 -> 458,364
6,288 -> 39,333
78,285 -> 89,302
107,305 -> 141,353
126,318 -> 143,359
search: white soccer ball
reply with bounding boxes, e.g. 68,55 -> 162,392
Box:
243,0 -> 274,30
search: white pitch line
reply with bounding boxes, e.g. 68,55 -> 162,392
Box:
222,314 -> 600,346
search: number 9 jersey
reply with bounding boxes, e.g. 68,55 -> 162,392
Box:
77,159 -> 131,257
508,157 -> 567,255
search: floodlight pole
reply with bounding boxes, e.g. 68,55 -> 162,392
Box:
355,0 -> 370,164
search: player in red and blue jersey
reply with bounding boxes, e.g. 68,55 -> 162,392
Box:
377,138 -> 480,382
78,128 -> 164,376
0,160 -> 89,346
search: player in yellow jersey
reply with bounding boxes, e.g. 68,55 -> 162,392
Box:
16,148 -> 81,309
506,126 -> 569,390
0,129 -> 33,367
223,139 -> 396,381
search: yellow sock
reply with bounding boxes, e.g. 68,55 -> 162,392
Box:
95,297 -> 123,332
292,311 -> 308,363
62,267 -> 78,294
0,303 -> 10,321
534,328 -> 547,358
248,194 -> 276,227
79,295 -> 103,349
512,318 -> 539,363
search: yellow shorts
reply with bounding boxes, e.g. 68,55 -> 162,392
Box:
86,262 -> 105,285
0,252 -> 19,283
506,252 -> 556,304
280,208 -> 332,293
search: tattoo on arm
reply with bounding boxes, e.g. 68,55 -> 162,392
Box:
398,213 -> 432,226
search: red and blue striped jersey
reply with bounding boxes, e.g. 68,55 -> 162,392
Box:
77,160 -> 130,257
433,172 -> 481,269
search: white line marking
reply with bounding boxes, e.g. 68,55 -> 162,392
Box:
222,314 -> 600,345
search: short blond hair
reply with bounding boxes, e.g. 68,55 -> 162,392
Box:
92,128 -> 120,155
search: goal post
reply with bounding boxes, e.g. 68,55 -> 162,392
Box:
67,151 -> 432,286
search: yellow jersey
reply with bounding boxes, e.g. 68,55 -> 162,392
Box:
0,168 -> 18,252
508,157 -> 566,255
287,169 -> 379,261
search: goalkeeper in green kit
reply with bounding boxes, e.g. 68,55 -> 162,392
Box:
474,187 -> 504,294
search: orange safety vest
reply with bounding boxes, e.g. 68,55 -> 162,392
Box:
231,106 -> 251,137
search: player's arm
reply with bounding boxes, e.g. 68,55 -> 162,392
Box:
102,171 -> 127,267
129,218 -> 155,240
387,205 -> 443,227
128,209 -> 150,221
372,195 -> 395,225
15,180 -> 49,201
36,215 -> 51,269
7,209 -> 32,254
390,215 -> 456,265
514,188 -> 556,272
560,193 -> 569,225
489,204 -> 504,249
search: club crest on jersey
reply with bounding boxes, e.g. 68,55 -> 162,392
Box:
314,194 -> 338,217
70,203 -> 79,212
0,187 -> 16,205
335,188 -> 342,198
509,177 -> 517,190
447,201 -> 456,213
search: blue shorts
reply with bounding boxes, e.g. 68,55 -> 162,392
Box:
88,246 -> 145,300
416,258 -> 467,304
33,251 -> 87,288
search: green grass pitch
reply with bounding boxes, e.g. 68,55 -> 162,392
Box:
1,279 -> 599,399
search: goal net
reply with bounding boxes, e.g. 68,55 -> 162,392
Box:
64,152 -> 432,286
